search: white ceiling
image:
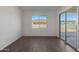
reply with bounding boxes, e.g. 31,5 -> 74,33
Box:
19,6 -> 61,11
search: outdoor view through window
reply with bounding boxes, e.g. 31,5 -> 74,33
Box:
32,16 -> 48,28
60,8 -> 77,48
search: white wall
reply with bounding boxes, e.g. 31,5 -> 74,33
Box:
23,10 -> 58,36
58,6 -> 73,13
0,6 -> 22,50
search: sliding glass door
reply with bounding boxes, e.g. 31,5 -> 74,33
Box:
59,7 -> 77,49
60,13 -> 66,40
66,7 -> 77,48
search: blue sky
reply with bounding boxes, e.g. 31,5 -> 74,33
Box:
32,16 -> 48,20
61,13 -> 77,21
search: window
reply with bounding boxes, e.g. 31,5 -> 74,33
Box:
32,16 -> 48,28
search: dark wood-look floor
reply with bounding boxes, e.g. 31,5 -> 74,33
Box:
0,36 -> 75,52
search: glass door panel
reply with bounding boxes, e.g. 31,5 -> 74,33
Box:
66,7 -> 77,48
60,13 -> 65,40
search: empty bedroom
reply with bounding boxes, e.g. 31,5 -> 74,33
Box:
0,6 -> 79,52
